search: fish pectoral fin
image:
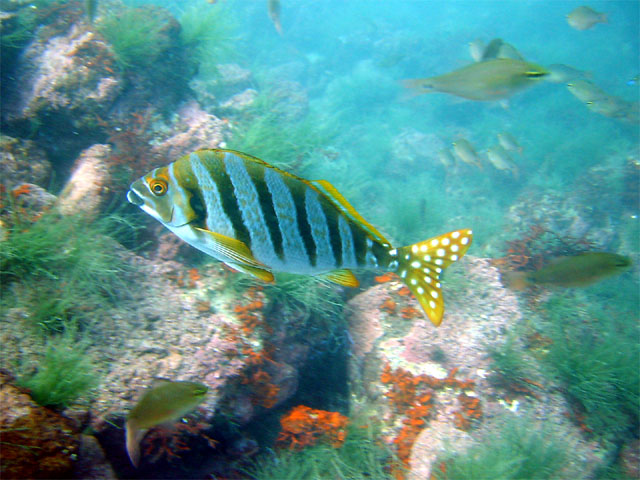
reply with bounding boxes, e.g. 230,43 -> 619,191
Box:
194,228 -> 265,268
322,269 -> 360,288
228,262 -> 275,283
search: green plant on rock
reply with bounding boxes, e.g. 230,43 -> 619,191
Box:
179,2 -> 235,65
432,415 -> 576,480
0,210 -> 135,333
98,6 -> 171,70
19,327 -> 98,409
542,295 -> 639,441
247,417 -> 394,480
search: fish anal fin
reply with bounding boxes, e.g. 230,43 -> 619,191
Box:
310,180 -> 389,244
194,227 -> 265,268
230,262 -> 275,283
394,229 -> 473,326
323,269 -> 360,287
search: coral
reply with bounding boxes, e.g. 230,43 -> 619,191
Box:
275,405 -> 349,450
140,412 -> 218,465
0,370 -> 80,479
250,417 -> 393,480
379,363 -> 480,479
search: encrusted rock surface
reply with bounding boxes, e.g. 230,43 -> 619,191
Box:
0,135 -> 53,189
347,256 -> 604,479
57,144 -> 112,218
0,370 -> 80,479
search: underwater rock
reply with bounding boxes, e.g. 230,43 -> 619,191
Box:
0,135 -> 52,189
190,63 -> 254,112
219,88 -> 259,112
74,434 -> 116,479
2,23 -> 121,139
390,128 -> 445,173
57,144 -> 112,218
151,100 -> 226,160
347,257 -> 602,478
0,370 -> 80,479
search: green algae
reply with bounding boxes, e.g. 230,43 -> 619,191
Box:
247,417 -> 394,480
432,415 -> 575,480
19,327 -> 98,409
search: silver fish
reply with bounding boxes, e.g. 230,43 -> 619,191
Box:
127,149 -> 473,326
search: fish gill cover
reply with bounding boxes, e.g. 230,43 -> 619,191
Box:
0,1 -> 638,479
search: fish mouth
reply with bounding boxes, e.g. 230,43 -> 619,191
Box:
127,189 -> 144,207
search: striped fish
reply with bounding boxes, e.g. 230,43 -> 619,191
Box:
127,149 -> 472,326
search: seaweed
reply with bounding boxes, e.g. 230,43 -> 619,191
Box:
432,415 -> 575,480
18,327 -> 98,409
0,210 -> 135,333
542,295 -> 639,441
178,3 -> 235,66
97,6 -> 171,70
247,417 -> 394,480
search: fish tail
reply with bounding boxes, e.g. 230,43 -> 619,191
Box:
125,420 -> 145,468
502,270 -> 529,290
400,78 -> 434,98
390,229 -> 473,326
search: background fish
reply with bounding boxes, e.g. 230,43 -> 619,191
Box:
268,0 -> 282,35
546,64 -> 592,84
567,6 -> 608,31
503,252 -> 631,290
452,139 -> 482,168
126,380 -> 208,467
403,58 -> 549,101
486,144 -> 518,177
497,132 -> 523,154
127,149 -> 472,326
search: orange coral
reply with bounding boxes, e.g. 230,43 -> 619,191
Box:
276,405 -> 349,450
375,273 -> 396,283
381,298 -> 397,313
452,393 -> 482,431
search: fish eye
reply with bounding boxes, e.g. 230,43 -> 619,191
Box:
149,179 -> 168,196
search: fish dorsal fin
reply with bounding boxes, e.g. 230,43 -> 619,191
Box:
322,268 -> 360,287
194,227 -> 265,269
310,179 -> 389,244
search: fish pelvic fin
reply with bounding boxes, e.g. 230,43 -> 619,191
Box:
125,420 -> 146,468
392,229 -> 472,326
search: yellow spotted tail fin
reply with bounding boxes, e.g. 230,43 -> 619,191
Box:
393,229 -> 473,326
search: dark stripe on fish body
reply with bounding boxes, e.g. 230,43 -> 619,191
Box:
216,157 -> 252,248
350,221 -> 368,266
371,241 -> 390,268
245,162 -> 285,261
318,195 -> 343,266
285,176 -> 317,266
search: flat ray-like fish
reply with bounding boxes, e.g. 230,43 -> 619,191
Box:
127,149 -> 472,326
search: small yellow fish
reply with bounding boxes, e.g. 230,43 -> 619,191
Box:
497,132 -> 522,154
567,6 -> 608,31
437,148 -> 456,168
546,64 -> 591,84
403,58 -> 549,101
566,79 -> 608,103
126,380 -> 208,467
268,0 -> 282,35
452,139 -> 482,168
504,252 -> 631,290
486,144 -> 518,177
